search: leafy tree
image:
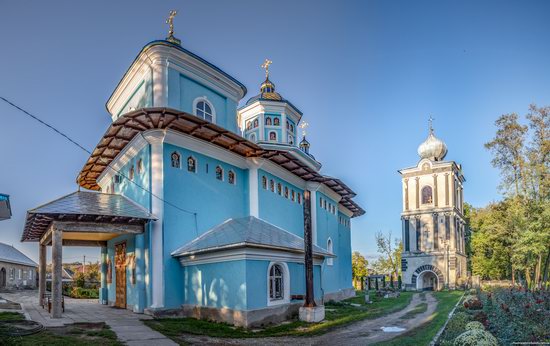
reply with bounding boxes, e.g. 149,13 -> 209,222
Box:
374,231 -> 402,281
352,251 -> 368,287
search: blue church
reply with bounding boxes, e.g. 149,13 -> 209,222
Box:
22,16 -> 364,326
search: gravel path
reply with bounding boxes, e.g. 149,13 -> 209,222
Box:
177,292 -> 438,346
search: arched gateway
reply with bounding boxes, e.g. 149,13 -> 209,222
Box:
411,264 -> 444,291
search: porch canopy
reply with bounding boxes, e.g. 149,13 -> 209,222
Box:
21,191 -> 155,318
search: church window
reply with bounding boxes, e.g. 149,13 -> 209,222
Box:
327,238 -> 334,265
288,135 -> 294,145
286,120 -> 290,130
9,268 -> 14,280
421,186 -> 433,204
297,193 -> 302,204
171,152 -> 181,168
320,197 -> 323,206
187,156 -> 197,173
195,99 -> 214,122
137,159 -> 143,174
249,133 -> 256,142
290,124 -> 294,133
270,179 -> 275,192
253,119 -> 259,128
291,190 -> 295,202
129,165 -> 135,180
265,117 -> 272,125
228,170 -> 236,185
323,199 -> 327,210
269,264 -> 284,300
262,176 -> 267,189
284,186 -> 289,198
18,269 -> 21,279
247,121 -> 252,130
269,131 -> 277,141
215,166 -> 223,181
277,183 -> 282,195
273,118 -> 280,126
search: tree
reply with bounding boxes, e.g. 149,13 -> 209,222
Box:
374,231 -> 402,281
352,251 -> 368,288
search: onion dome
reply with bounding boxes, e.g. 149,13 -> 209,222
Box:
299,136 -> 310,154
417,126 -> 447,161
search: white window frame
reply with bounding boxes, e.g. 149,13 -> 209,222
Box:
171,151 -> 182,169
192,97 -> 216,123
266,262 -> 290,306
327,238 -> 334,266
228,170 -> 236,185
187,155 -> 197,173
268,131 -> 277,142
215,165 -> 224,181
18,269 -> 22,279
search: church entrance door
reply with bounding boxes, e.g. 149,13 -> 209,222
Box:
115,242 -> 127,309
418,271 -> 438,291
0,268 -> 6,288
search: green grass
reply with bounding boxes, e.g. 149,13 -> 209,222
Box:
144,291 -> 414,343
375,291 -> 464,346
399,302 -> 428,320
0,312 -> 25,321
0,322 -> 122,346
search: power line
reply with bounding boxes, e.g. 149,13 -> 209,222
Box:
1,96 -> 199,233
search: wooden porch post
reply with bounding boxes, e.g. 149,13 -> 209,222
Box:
303,190 -> 316,308
38,243 -> 46,306
51,226 -> 63,318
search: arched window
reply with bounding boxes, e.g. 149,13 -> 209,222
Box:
269,264 -> 284,301
247,121 -> 252,130
421,186 -> 433,204
262,176 -> 267,189
194,99 -> 214,122
249,133 -> 256,142
270,179 -> 275,192
215,166 -> 223,181
284,186 -> 289,198
277,183 -> 282,195
171,152 -> 181,168
269,131 -> 277,141
187,156 -> 197,173
286,120 -> 290,129
297,193 -> 302,204
320,197 -> 323,206
288,135 -> 294,145
137,159 -> 143,174
290,124 -> 294,133
129,165 -> 135,180
253,119 -> 259,128
291,190 -> 295,202
273,117 -> 280,126
327,238 -> 334,266
265,117 -> 272,125
228,170 -> 236,185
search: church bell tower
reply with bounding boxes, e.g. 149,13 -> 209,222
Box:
399,119 -> 467,290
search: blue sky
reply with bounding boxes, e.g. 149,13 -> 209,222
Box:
1,0 -> 549,264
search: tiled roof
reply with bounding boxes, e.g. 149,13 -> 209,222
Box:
171,216 -> 332,258
22,191 -> 155,242
0,242 -> 37,267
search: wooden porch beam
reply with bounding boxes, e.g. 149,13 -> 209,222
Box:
53,221 -> 144,234
62,240 -> 108,247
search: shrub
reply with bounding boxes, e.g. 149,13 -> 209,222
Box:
439,311 -> 473,344
463,295 -> 483,310
465,321 -> 485,331
453,329 -> 498,346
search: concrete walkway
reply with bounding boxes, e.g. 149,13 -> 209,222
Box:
0,290 -> 176,346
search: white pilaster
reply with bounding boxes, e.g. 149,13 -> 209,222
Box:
248,160 -> 260,218
145,131 -> 166,309
259,113 -> 265,141
282,113 -> 288,144
152,58 -> 169,108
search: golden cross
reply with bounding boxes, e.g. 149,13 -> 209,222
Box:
166,10 -> 177,37
428,115 -> 434,133
299,121 -> 309,137
261,58 -> 273,79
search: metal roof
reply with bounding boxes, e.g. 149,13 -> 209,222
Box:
22,191 -> 155,242
76,108 -> 365,217
171,216 -> 332,258
0,242 -> 37,267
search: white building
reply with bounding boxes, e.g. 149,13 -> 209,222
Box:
399,123 -> 467,290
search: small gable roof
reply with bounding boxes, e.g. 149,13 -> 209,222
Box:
0,242 -> 37,267
171,216 -> 332,258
